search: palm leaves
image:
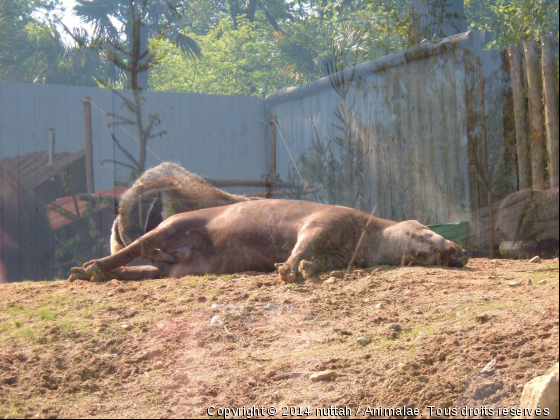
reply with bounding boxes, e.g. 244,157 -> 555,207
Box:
269,16 -> 372,84
67,1 -> 203,181
269,17 -> 331,83
0,17 -> 103,85
73,0 -> 202,69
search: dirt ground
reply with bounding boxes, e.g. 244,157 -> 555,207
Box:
0,258 -> 558,419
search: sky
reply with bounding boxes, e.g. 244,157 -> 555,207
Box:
57,0 -> 97,42
60,0 -> 83,31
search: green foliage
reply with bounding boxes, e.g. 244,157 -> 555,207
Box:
465,0 -> 559,48
2,0 -> 559,92
150,17 -> 292,96
38,308 -> 55,321
0,0 -> 91,83
269,17 -> 332,84
0,0 -> 116,85
73,0 -> 201,90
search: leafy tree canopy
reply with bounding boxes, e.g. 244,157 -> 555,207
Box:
150,16 -> 293,95
0,0 -> 105,84
1,0 -> 558,92
464,0 -> 559,48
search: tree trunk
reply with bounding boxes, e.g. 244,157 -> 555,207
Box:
136,23 -> 149,91
226,0 -> 241,28
245,0 -> 258,22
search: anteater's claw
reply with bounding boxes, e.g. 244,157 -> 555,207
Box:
275,263 -> 296,283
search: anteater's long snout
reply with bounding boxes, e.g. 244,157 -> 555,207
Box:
446,245 -> 469,267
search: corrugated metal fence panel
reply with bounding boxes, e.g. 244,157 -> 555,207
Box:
266,32 -> 484,226
0,82 -> 265,281
0,83 -> 265,186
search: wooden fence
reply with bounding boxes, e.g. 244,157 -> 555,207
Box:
507,35 -> 559,191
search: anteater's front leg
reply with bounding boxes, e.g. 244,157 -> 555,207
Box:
80,238 -> 146,281
275,223 -> 330,283
69,264 -> 165,281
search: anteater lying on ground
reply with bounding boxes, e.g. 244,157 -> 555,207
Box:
71,198 -> 468,283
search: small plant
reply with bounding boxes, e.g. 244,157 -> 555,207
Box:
46,169 -> 107,278
38,308 -> 54,321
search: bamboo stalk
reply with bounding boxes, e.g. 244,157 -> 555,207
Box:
541,34 -> 559,188
523,39 -> 548,189
507,45 -> 532,189
476,57 -> 495,258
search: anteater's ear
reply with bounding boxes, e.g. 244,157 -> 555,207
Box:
144,192 -> 164,234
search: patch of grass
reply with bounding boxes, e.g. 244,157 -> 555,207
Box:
82,301 -> 112,319
511,269 -> 558,284
164,289 -> 180,301
38,307 -> 55,321
478,298 -> 529,313
12,326 -> 41,342
3,304 -> 25,317
0,303 -> 59,343
57,319 -> 78,335
146,393 -> 164,407
0,396 -> 37,419
40,294 -> 77,306
181,276 -> 201,288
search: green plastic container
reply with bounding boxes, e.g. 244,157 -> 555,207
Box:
428,221 -> 470,246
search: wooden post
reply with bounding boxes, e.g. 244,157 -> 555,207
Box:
464,32 -> 482,256
477,57 -> 495,258
507,45 -> 532,190
523,40 -> 548,189
83,97 -> 95,194
48,128 -> 55,165
83,97 -> 97,234
541,34 -> 559,188
267,115 -> 277,199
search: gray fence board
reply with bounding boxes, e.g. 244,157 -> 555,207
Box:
18,83 -> 40,281
1,83 -> 21,281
